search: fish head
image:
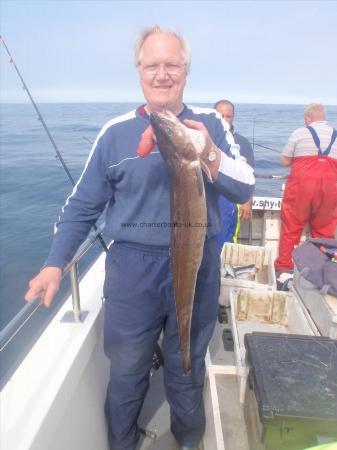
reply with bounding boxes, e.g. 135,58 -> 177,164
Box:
150,110 -> 205,162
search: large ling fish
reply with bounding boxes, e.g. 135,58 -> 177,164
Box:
138,111 -> 209,374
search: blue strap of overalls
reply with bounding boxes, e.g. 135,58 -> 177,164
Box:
307,126 -> 337,156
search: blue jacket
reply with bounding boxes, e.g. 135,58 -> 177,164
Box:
233,131 -> 255,169
46,104 -> 255,269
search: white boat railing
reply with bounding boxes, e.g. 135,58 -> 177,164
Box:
0,224 -> 106,353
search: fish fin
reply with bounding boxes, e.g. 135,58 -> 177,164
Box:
196,166 -> 205,196
200,159 -> 213,182
137,125 -> 156,157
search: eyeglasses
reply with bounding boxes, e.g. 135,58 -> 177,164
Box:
139,61 -> 187,76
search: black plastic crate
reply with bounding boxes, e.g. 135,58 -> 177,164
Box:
244,332 -> 337,450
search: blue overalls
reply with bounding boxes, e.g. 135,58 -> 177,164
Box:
216,198 -> 239,248
103,237 -> 220,450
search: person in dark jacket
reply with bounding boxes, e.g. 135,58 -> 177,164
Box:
215,99 -> 255,247
25,26 -> 255,450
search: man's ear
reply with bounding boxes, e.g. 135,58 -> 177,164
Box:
305,114 -> 312,126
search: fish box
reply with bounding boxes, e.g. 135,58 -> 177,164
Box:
244,333 -> 337,450
219,243 -> 276,307
229,287 -> 317,403
293,266 -> 337,339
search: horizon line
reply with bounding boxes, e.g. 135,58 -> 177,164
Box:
2,100 -> 337,107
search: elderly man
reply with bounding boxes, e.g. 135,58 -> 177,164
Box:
25,26 -> 254,450
275,103 -> 337,273
214,99 -> 255,246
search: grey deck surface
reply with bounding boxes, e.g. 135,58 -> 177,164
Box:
210,320 -> 250,450
216,374 -> 250,450
138,367 -> 179,450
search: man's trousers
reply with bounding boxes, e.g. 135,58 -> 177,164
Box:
103,238 -> 220,450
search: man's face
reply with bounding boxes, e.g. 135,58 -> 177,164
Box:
138,33 -> 188,114
216,103 -> 234,126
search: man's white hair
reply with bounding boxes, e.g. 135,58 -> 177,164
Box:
304,103 -> 326,119
134,25 -> 191,73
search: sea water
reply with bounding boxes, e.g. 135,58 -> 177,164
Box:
1,102 -> 336,382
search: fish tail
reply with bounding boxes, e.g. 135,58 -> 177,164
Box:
182,352 -> 191,375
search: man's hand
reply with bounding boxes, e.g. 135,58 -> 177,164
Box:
24,267 -> 62,307
239,200 -> 253,221
280,155 -> 292,166
183,119 -> 221,180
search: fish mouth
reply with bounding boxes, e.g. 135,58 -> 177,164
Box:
150,110 -> 177,127
150,111 -> 177,138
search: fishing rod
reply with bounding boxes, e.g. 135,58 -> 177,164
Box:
250,120 -> 285,178
255,174 -> 287,180
1,36 -> 108,253
250,114 -> 282,154
253,142 -> 282,154
250,120 -> 286,179
82,136 -> 93,145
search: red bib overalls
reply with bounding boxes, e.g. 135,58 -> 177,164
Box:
275,127 -> 337,271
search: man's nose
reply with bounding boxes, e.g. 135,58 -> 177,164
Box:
155,64 -> 170,79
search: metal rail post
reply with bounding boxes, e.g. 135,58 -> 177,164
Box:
70,264 -> 81,322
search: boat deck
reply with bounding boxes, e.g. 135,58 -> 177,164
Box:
4,203 -> 335,450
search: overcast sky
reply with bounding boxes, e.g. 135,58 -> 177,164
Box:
1,0 -> 336,104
